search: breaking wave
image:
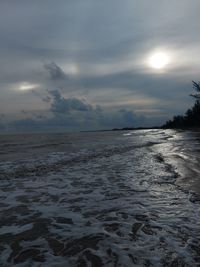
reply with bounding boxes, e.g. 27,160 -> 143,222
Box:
0,129 -> 200,266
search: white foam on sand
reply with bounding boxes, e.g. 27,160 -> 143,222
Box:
0,129 -> 200,266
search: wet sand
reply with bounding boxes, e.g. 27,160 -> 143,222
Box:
0,129 -> 200,266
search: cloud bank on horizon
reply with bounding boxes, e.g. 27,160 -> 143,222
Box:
0,0 -> 200,132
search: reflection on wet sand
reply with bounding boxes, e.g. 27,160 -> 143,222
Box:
0,129 -> 200,266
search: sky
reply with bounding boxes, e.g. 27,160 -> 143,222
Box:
0,0 -> 200,132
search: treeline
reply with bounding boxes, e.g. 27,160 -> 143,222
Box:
163,81 -> 200,128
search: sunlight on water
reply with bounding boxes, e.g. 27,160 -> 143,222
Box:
0,129 -> 200,266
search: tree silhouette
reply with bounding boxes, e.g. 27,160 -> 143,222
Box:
190,81 -> 200,100
163,81 -> 200,128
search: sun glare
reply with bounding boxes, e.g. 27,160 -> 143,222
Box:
149,52 -> 169,69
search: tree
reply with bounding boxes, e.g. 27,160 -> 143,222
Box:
163,81 -> 200,128
190,81 -> 200,100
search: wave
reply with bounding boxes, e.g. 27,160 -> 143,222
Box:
0,129 -> 200,266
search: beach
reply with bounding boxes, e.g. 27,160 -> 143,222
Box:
0,129 -> 200,266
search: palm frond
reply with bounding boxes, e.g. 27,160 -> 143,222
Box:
192,81 -> 200,92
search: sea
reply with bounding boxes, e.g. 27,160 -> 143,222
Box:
0,129 -> 200,266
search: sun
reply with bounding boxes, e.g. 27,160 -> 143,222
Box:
149,52 -> 169,69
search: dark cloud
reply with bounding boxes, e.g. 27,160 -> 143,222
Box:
1,89 -> 146,132
4,108 -> 145,132
31,89 -> 51,103
0,113 -> 5,119
0,1 -> 200,131
47,89 -> 93,113
0,123 -> 5,131
45,89 -> 143,128
44,62 -> 66,80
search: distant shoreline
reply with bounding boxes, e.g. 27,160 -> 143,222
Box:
80,126 -> 161,133
80,126 -> 200,133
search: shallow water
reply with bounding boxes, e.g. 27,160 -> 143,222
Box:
0,129 -> 200,266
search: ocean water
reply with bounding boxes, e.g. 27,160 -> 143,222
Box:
0,129 -> 200,266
